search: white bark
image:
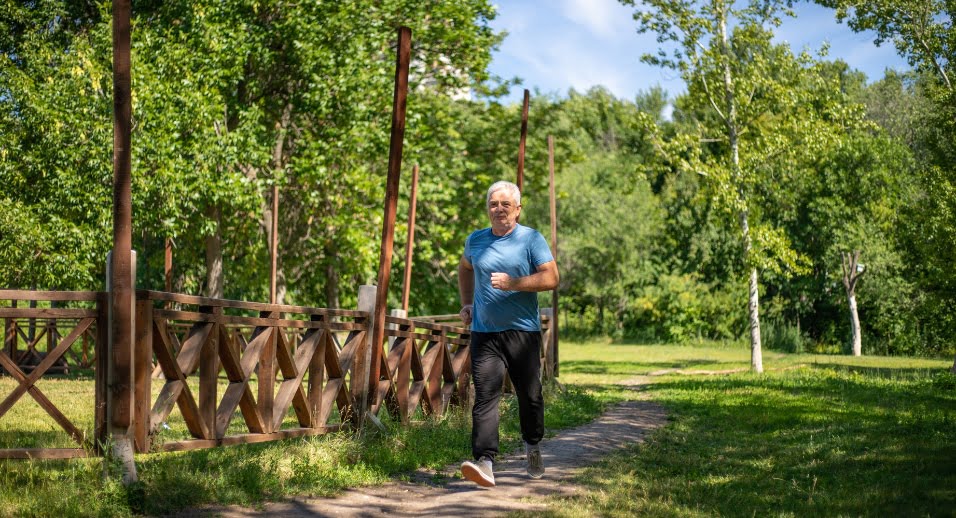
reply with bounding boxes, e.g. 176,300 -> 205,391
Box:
717,2 -> 762,373
848,293 -> 862,356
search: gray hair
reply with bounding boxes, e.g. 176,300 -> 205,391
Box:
486,180 -> 521,206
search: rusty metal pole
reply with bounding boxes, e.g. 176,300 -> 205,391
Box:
516,89 -> 529,192
370,26 -> 412,406
270,184 -> 279,304
110,0 -> 137,484
547,135 -> 559,377
400,164 -> 419,312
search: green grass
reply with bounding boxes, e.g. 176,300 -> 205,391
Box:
0,373 -> 606,516
523,339 -> 956,517
3,339 -> 954,516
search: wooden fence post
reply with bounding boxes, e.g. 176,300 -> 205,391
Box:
3,301 -> 14,369
133,297 -> 152,452
105,250 -> 137,483
352,285 -> 377,428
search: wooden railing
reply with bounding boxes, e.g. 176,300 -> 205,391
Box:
134,291 -> 370,453
0,290 -> 108,459
372,316 -> 472,423
0,289 -> 555,460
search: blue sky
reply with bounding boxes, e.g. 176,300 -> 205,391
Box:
487,0 -> 910,104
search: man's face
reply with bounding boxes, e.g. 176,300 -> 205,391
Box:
487,189 -> 521,234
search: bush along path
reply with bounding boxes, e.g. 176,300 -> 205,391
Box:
184,383 -> 667,517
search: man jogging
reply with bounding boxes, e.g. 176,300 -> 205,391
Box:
458,180 -> 559,488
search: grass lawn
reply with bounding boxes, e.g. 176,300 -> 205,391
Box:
1,339 -> 953,516
525,339 -> 956,517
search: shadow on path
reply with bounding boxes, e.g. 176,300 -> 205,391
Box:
182,385 -> 667,517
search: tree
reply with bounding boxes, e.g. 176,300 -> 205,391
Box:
623,0 -> 830,371
814,0 -> 956,367
841,250 -> 865,356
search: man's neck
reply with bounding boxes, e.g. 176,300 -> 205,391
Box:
491,223 -> 518,237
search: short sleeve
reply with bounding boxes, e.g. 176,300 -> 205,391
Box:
463,233 -> 473,263
529,231 -> 554,267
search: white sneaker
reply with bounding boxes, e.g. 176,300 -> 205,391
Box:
461,455 -> 495,487
526,443 -> 544,479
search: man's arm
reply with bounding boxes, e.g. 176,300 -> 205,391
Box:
458,256 -> 475,325
490,260 -> 559,292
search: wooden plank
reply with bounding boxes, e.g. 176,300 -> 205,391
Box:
94,293 -> 109,453
152,309 -> 366,331
176,321 -> 214,375
0,318 -> 93,419
139,291 -> 368,318
0,308 -> 97,319
271,328 -> 321,430
149,319 -> 210,439
199,310 -> 220,438
0,290 -> 101,302
0,351 -> 87,447
133,300 -> 153,452
0,448 -> 92,460
308,328 -> 328,428
258,312 -> 277,433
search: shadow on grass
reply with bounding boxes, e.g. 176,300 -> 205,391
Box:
561,358 -> 740,375
575,368 -> 956,516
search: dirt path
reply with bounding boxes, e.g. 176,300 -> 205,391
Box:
185,380 -> 667,517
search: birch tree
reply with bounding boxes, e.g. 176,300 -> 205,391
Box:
841,250 -> 865,356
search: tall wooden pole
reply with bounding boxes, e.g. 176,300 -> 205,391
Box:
547,135 -> 559,376
370,26 -> 412,404
401,164 -> 419,312
111,0 -> 133,431
270,184 -> 279,304
110,0 -> 137,484
516,89 -> 529,191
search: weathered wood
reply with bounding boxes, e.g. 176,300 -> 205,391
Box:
140,290 -> 367,317
270,184 -> 279,305
0,448 -> 91,460
199,307 -> 220,439
133,300 -> 153,452
152,309 -> 365,331
149,318 -> 210,439
370,26 -> 412,409
0,318 -> 92,419
258,311 -> 277,433
0,308 -> 97,319
0,290 -> 101,302
94,293 -> 109,452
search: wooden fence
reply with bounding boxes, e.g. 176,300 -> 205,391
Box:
0,290 -> 108,459
0,289 -> 555,460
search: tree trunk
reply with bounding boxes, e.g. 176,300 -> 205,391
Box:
204,205 -> 224,299
841,251 -> 865,357
275,267 -> 287,306
325,257 -> 339,309
718,1 -> 762,373
848,293 -> 862,356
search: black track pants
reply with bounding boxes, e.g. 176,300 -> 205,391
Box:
469,329 -> 544,461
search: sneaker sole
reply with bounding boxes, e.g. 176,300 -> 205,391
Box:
461,462 -> 495,487
528,469 -> 544,479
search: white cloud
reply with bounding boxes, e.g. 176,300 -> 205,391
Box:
558,0 -> 633,40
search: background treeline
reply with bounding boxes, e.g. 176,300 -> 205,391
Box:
1,0 -> 953,359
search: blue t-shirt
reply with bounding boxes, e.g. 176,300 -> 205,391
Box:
464,224 -> 554,332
